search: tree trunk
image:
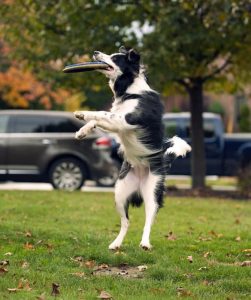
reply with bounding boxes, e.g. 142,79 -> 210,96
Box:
188,81 -> 206,189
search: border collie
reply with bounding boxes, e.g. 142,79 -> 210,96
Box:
74,46 -> 191,250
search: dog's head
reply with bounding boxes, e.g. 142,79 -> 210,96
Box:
93,46 -> 141,81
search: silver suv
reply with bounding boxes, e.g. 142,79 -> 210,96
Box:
0,110 -> 119,190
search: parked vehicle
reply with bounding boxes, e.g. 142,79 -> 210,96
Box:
0,110 -> 119,190
112,112 -> 251,176
163,112 -> 251,175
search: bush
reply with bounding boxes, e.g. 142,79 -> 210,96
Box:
239,105 -> 251,132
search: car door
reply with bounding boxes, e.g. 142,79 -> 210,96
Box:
0,114 -> 9,175
7,114 -> 52,175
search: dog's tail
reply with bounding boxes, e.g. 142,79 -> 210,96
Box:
163,136 -> 191,173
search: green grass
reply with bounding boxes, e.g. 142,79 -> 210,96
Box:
167,176 -> 237,188
0,191 -> 251,299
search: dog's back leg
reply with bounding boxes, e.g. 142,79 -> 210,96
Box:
140,171 -> 165,250
109,163 -> 139,250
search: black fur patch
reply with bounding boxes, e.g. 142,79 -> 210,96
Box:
125,192 -> 144,219
118,160 -> 131,180
125,91 -> 164,153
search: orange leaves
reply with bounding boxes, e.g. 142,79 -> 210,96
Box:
0,65 -> 70,109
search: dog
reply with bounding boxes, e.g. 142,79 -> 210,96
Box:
74,46 -> 191,250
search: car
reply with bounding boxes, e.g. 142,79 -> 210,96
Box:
112,112 -> 251,176
0,110 -> 119,190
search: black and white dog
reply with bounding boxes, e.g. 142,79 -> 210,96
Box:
74,47 -> 191,250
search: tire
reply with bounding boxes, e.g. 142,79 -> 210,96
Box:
49,157 -> 86,191
96,159 -> 121,187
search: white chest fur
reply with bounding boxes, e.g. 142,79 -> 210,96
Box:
111,99 -> 156,166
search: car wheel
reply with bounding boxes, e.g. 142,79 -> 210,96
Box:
96,159 -> 121,187
49,158 -> 86,191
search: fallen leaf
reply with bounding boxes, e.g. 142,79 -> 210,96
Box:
97,290 -> 113,299
176,287 -> 192,297
245,253 -> 251,257
17,278 -> 32,291
203,251 -> 211,258
24,242 -> 34,250
241,261 -> 251,267
0,267 -> 8,276
137,265 -> 148,271
0,260 -> 9,266
187,256 -> 193,263
21,261 -> 29,269
7,288 -> 18,293
51,283 -> 60,296
25,231 -> 32,237
235,236 -> 241,242
4,252 -> 12,256
37,292 -> 46,300
202,280 -> 210,286
183,273 -> 193,278
209,230 -> 223,238
198,236 -> 212,242
70,272 -> 86,278
198,266 -> 208,271
243,249 -> 251,253
97,264 -> 109,270
235,218 -> 240,224
165,231 -> 177,241
84,260 -> 96,268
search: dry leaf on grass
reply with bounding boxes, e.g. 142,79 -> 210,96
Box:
0,267 -> 8,276
165,231 -> 177,241
84,260 -> 96,268
4,252 -> 12,256
8,279 -> 32,292
21,261 -> 29,269
97,290 -> 113,299
235,218 -> 241,224
235,236 -> 241,242
7,288 -> 18,293
241,261 -> 251,267
203,251 -> 211,258
25,231 -> 32,237
0,260 -> 9,266
176,287 -> 192,297
24,242 -> 34,250
198,266 -> 208,271
36,292 -> 46,300
137,265 -> 148,271
187,256 -> 193,263
70,272 -> 86,278
51,283 -> 60,296
243,249 -> 251,253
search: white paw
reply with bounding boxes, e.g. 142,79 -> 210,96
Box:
74,111 -> 85,120
140,241 -> 152,250
108,241 -> 121,250
75,130 -> 86,140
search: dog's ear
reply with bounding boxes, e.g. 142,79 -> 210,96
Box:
128,49 -> 140,63
119,46 -> 128,54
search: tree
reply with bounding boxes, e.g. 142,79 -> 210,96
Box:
140,0 -> 251,188
1,0 -> 251,188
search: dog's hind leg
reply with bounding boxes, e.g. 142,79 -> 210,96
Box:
140,171 -> 165,250
109,164 -> 139,250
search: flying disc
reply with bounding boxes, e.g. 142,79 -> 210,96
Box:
63,61 -> 109,73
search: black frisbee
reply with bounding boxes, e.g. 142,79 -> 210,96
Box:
63,61 -> 109,73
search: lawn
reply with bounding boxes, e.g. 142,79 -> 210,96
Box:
0,191 -> 250,300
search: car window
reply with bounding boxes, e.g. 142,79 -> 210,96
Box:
0,115 -> 9,133
43,116 -> 80,132
163,119 -> 179,137
10,115 -> 44,133
184,119 -> 216,139
9,114 -> 81,133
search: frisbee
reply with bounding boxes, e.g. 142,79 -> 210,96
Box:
63,61 -> 109,73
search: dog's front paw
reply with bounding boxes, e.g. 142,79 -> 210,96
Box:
139,241 -> 152,251
75,130 -> 86,140
74,111 -> 85,120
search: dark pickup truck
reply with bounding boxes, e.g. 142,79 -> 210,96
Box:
163,112 -> 251,176
111,112 -> 251,176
